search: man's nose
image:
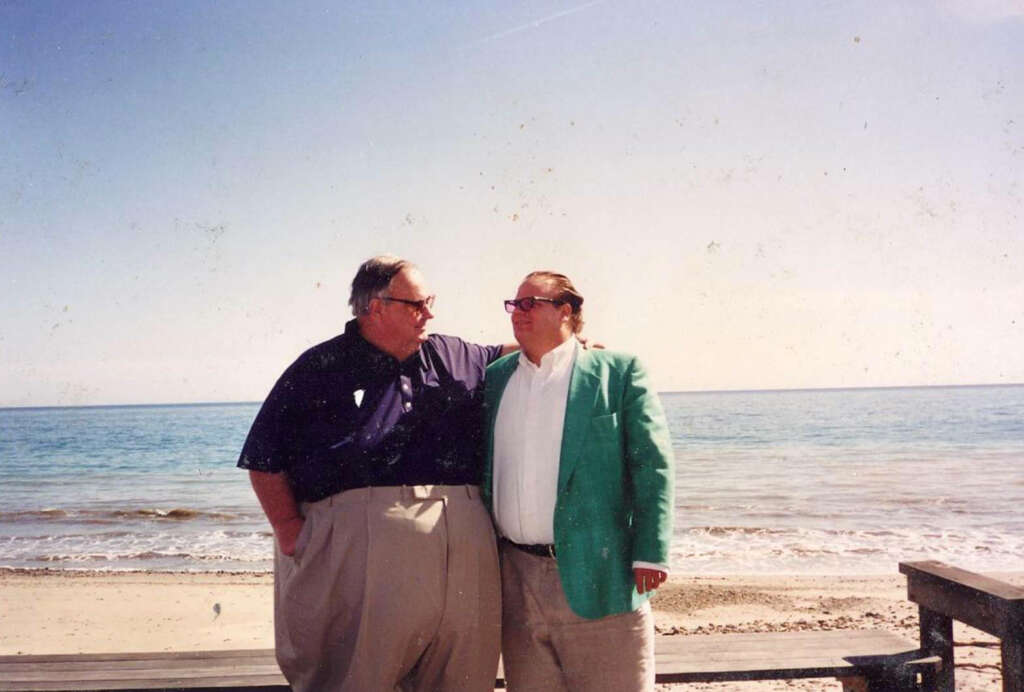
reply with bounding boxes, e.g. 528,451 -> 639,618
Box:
421,304 -> 435,320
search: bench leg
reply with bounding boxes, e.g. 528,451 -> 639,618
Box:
839,676 -> 868,692
920,605 -> 954,692
840,672 -> 919,692
1003,635 -> 1024,692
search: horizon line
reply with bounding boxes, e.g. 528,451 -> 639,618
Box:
2,381 -> 1022,411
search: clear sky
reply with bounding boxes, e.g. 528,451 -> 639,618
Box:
2,0 -> 1022,407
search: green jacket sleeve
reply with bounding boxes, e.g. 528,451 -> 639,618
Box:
622,356 -> 675,566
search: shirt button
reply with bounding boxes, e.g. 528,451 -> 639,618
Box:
403,401 -> 412,412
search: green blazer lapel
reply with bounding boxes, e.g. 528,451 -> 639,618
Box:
485,355 -> 518,429
557,349 -> 602,494
482,354 -> 518,509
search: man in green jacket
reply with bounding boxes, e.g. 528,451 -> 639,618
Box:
483,270 -> 675,691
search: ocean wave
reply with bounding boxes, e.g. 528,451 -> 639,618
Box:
0,509 -> 70,519
689,526 -> 791,536
224,529 -> 273,539
27,551 -> 253,563
3,530 -> 138,541
0,527 -> 274,568
0,507 -> 245,522
113,508 -> 219,520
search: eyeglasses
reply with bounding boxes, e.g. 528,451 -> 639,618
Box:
504,296 -> 565,313
381,295 -> 436,312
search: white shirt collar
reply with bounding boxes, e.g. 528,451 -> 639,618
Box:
517,335 -> 578,376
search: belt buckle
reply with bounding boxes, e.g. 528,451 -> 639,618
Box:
545,544 -> 556,558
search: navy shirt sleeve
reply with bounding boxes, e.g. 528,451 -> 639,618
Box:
431,336 -> 502,370
237,358 -> 305,474
480,342 -> 504,365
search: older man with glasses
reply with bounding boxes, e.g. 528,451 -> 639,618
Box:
238,255 -> 514,691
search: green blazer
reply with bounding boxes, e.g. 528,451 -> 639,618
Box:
482,347 -> 675,620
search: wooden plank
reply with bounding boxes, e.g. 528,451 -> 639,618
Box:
901,561 -> 1024,600
0,655 -> 279,673
0,651 -> 273,664
652,630 -> 938,683
0,674 -> 286,691
0,630 -> 940,690
655,629 -> 920,661
3,679 -> 288,687
0,670 -> 285,691
3,664 -> 282,682
900,560 -> 1024,639
0,653 -> 286,691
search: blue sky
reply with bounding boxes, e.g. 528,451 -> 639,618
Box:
2,0 -> 1022,406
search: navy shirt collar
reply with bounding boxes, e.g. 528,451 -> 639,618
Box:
343,318 -> 425,377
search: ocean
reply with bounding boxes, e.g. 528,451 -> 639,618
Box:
1,385 -> 1021,574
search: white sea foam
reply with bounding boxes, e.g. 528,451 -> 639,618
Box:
0,528 -> 274,571
669,525 -> 1024,574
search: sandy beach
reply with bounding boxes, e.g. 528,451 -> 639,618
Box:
1,569 -> 1018,690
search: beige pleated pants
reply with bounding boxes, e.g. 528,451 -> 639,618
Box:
274,485 -> 501,692
499,540 -> 655,692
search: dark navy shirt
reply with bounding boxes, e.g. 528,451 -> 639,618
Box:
238,319 -> 503,502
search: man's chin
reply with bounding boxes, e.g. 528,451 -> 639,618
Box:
512,333 -> 537,352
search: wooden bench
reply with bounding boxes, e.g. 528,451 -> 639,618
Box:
901,560 -> 1024,692
0,630 -> 938,691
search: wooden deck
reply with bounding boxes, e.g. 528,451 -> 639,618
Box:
0,629 -> 938,690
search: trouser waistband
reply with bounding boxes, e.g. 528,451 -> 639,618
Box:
304,484 -> 481,510
501,536 -> 557,558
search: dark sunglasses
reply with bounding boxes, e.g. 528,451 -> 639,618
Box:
503,296 -> 565,313
381,295 -> 436,312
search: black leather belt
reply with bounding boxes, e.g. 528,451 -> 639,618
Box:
502,537 -> 556,558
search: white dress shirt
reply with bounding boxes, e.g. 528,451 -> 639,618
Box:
492,336 -> 579,544
492,337 -> 671,574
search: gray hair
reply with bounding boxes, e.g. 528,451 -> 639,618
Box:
349,255 -> 413,316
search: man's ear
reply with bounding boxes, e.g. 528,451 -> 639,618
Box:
365,297 -> 384,320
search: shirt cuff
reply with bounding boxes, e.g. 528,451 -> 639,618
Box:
632,560 -> 670,574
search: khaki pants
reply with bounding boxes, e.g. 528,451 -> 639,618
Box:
274,485 -> 501,692
499,541 -> 655,692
